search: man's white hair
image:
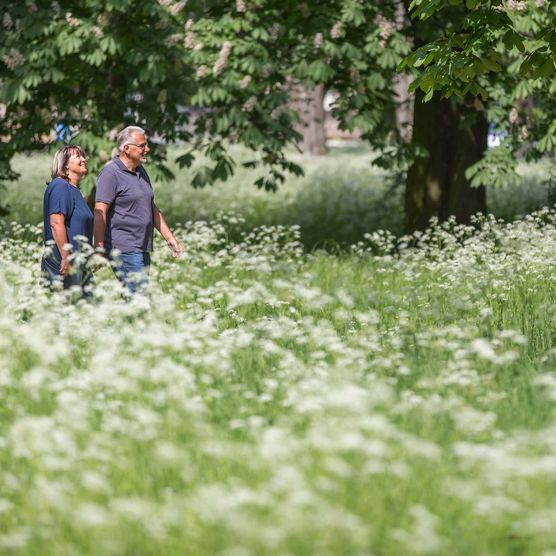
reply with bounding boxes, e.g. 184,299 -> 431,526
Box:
117,125 -> 146,152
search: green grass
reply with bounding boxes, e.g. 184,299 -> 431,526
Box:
1,210 -> 556,554
4,146 -> 554,249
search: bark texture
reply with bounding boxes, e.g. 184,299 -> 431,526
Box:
291,83 -> 328,155
405,91 -> 487,232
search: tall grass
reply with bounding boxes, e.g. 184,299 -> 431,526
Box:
3,146 -> 554,248
1,209 -> 556,554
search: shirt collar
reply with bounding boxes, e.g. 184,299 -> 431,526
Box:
112,156 -> 141,175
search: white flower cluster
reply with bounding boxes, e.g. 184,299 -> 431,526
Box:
330,21 -> 343,39
184,31 -> 195,48
96,13 -> 109,27
164,33 -> 182,47
269,23 -> 281,42
169,0 -> 186,16
0,209 -> 556,553
509,106 -> 519,124
3,12 -> 13,29
184,19 -> 198,49
213,41 -> 232,76
238,75 -> 252,89
2,48 -> 24,71
376,14 -> 395,48
506,0 -> 527,10
314,32 -> 323,49
242,95 -> 257,112
270,104 -> 287,120
65,12 -> 80,27
260,63 -> 273,78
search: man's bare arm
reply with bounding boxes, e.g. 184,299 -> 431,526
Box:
153,203 -> 183,257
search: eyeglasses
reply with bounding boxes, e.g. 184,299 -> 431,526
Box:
126,142 -> 148,151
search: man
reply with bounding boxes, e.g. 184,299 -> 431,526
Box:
93,125 -> 183,292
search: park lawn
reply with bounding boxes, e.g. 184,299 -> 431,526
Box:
3,145 -> 554,249
1,210 -> 556,555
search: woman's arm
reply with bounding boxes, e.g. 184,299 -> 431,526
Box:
50,213 -> 71,276
93,202 -> 110,251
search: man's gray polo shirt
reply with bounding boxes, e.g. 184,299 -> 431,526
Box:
96,157 -> 154,252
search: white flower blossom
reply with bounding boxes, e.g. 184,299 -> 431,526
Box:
196,64 -> 208,78
238,75 -> 252,89
242,95 -> 257,112
213,41 -> 232,75
3,12 -> 13,29
314,32 -> 323,49
65,12 -> 80,27
330,21 -> 343,39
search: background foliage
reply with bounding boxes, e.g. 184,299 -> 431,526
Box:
2,0 -> 556,227
405,0 -> 556,187
5,146 -> 555,249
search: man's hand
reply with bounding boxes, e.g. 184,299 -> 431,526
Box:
60,257 -> 71,277
167,237 -> 184,257
153,204 -> 184,258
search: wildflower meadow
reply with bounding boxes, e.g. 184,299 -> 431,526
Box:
1,208 -> 556,555
3,0 -> 556,552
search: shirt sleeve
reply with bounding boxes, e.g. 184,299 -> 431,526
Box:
47,180 -> 72,216
95,165 -> 117,204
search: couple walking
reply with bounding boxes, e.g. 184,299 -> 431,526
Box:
41,125 -> 183,295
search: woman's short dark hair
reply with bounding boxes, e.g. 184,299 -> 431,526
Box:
51,144 -> 86,180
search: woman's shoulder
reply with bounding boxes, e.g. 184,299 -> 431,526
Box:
46,177 -> 71,191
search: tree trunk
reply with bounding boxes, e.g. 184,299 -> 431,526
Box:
393,73 -> 414,143
393,1 -> 414,143
405,90 -> 487,232
291,83 -> 328,155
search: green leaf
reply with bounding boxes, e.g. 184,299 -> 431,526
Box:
412,50 -> 430,68
83,50 -> 107,67
366,73 -> 386,90
307,60 -> 333,81
534,59 -> 555,78
22,74 -> 42,88
100,37 -> 118,55
481,57 -> 502,73
16,86 -> 31,103
176,152 -> 195,168
192,166 -> 212,188
503,30 -> 515,52
465,145 -> 519,188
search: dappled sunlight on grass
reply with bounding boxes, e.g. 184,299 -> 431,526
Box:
4,146 -> 554,250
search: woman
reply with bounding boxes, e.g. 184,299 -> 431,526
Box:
41,145 -> 94,292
